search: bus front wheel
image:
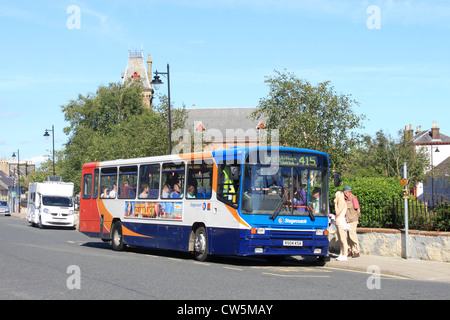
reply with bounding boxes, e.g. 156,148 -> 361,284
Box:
193,226 -> 208,261
111,221 -> 125,251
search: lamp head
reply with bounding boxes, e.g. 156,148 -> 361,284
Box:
151,74 -> 163,90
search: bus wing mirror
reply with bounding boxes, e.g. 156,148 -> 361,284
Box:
333,172 -> 341,187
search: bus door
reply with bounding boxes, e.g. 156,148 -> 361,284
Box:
80,165 -> 101,236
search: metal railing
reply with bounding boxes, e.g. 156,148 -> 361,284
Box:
330,196 -> 449,232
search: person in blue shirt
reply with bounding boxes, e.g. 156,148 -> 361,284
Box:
170,183 -> 183,198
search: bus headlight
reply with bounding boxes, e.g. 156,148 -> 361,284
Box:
68,210 -> 74,216
43,208 -> 50,214
250,227 -> 266,235
315,229 -> 324,236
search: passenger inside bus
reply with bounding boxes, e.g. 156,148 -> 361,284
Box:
162,183 -> 170,198
186,185 -> 196,198
310,187 -> 321,213
120,180 -> 136,198
100,186 -> 109,198
139,183 -> 149,198
109,183 -> 117,198
170,183 -> 183,198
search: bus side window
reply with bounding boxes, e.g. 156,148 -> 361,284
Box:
161,162 -> 185,199
118,166 -> 138,199
186,161 -> 213,199
82,174 -> 92,199
138,164 -> 160,199
217,162 -> 241,207
100,167 -> 117,199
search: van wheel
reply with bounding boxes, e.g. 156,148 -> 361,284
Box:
193,226 -> 208,261
39,216 -> 45,229
111,221 -> 125,251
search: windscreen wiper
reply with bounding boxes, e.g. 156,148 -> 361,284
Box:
270,194 -> 287,220
307,205 -> 315,221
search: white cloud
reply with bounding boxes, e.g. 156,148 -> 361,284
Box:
28,155 -> 47,165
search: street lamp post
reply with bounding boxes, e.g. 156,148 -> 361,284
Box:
430,145 -> 440,206
11,150 -> 20,212
151,63 -> 172,154
44,125 -> 55,176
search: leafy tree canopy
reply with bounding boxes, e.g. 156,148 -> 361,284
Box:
343,129 -> 429,187
251,70 -> 366,170
60,82 -> 187,193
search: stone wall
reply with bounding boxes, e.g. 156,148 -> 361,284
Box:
329,228 -> 450,262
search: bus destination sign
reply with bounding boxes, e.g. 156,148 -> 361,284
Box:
251,151 -> 321,167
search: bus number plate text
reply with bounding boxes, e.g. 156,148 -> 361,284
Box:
283,240 -> 303,247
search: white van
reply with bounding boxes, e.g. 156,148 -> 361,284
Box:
27,178 -> 75,229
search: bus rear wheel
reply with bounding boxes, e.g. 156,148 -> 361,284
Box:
111,221 -> 125,251
193,226 -> 208,261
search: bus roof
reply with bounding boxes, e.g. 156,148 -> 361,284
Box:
82,146 -> 329,168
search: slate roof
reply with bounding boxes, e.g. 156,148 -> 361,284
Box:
185,107 -> 266,137
0,171 -> 13,191
429,156 -> 450,178
413,130 -> 450,144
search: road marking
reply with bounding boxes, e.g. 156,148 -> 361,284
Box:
168,258 -> 183,262
223,266 -> 243,271
251,266 -> 331,273
323,266 -> 410,280
263,272 -> 330,278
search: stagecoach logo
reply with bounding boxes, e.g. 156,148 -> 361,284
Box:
277,217 -> 307,225
189,202 -> 207,211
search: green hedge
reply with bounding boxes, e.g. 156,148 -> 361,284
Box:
329,177 -> 403,200
329,177 -> 449,231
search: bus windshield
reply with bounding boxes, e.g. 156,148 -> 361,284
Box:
241,151 -> 328,217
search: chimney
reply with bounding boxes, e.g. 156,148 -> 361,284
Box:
431,121 -> 440,140
147,54 -> 152,87
415,126 -> 422,134
405,124 -> 414,141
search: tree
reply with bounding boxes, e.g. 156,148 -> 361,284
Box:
343,129 -> 429,187
25,150 -> 65,184
251,70 -> 365,170
60,82 -> 187,193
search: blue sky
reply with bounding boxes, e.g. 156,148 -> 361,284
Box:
1,0 -> 449,165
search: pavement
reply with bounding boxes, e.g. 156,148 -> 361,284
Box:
8,210 -> 450,284
324,253 -> 450,283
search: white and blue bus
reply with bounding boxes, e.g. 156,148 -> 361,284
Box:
79,146 -> 331,263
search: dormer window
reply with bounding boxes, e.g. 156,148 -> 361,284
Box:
256,121 -> 265,130
196,122 -> 206,132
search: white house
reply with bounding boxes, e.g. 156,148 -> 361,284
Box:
407,122 -> 450,204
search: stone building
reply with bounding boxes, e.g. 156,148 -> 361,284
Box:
121,49 -> 153,108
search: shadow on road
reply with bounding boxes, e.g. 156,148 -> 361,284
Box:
80,240 -> 327,268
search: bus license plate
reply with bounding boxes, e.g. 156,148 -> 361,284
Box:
283,240 -> 303,247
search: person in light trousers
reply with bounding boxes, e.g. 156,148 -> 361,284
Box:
334,191 -> 348,261
343,185 -> 361,258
